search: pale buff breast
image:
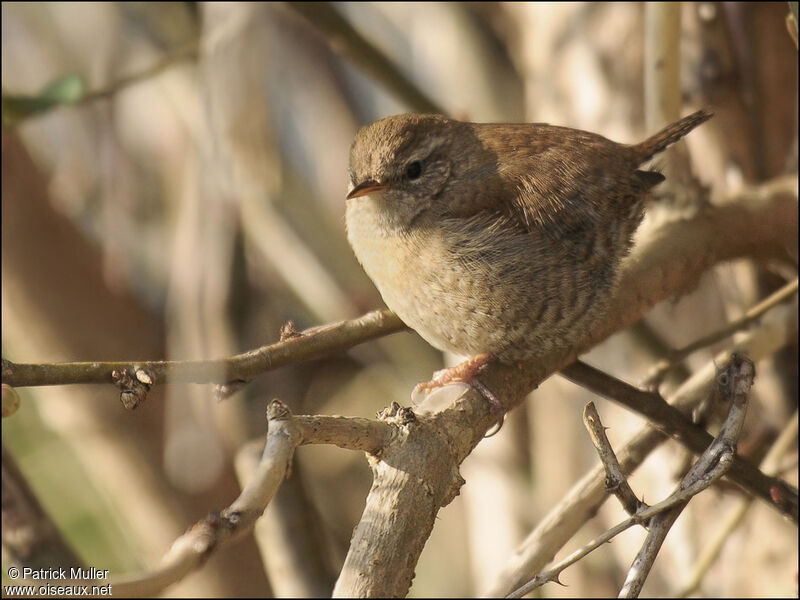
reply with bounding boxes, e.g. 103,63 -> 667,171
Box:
345,195 -> 573,360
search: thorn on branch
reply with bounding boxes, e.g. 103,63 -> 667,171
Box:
583,401 -> 646,517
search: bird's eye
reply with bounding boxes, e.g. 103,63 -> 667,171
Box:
405,161 -> 422,180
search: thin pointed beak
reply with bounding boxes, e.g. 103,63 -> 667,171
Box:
347,179 -> 388,200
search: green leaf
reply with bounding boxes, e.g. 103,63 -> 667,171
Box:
2,74 -> 87,127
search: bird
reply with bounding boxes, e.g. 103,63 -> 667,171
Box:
345,109 -> 712,410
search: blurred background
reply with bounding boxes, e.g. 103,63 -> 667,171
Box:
2,2 -> 797,597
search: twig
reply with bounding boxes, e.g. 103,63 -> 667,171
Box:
80,42 -> 199,105
618,353 -> 754,598
2,42 -> 199,126
1,309 -> 405,390
643,277 -> 799,386
560,360 -> 793,521
677,409 -> 799,597
583,402 -> 645,517
509,355 -> 754,599
485,298 -> 796,597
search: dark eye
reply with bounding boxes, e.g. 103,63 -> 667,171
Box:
405,161 -> 422,180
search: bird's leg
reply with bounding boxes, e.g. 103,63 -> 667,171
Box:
413,353 -> 505,435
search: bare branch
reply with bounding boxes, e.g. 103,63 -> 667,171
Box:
90,400 -> 302,597
295,414 -> 394,454
1,309 -> 405,391
486,298 -> 795,597
286,3 -> 445,114
510,355 -> 754,599
618,354 -> 754,598
561,360 -> 794,522
583,402 -> 646,516
644,277 -> 798,387
678,409 -> 799,596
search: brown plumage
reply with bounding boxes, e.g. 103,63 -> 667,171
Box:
345,110 -> 712,369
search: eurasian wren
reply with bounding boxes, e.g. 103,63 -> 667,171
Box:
345,110 -> 712,395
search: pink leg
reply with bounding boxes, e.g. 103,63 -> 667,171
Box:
413,353 -> 505,435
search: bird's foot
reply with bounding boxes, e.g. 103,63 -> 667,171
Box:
412,353 -> 505,436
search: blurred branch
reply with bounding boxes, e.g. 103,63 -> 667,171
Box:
239,196 -> 356,323
235,441 -> 334,597
644,3 -> 682,132
644,3 -> 701,196
678,409 -> 800,597
2,41 -> 199,127
89,400 -> 301,597
80,42 -> 199,104
286,2 -> 445,114
644,277 -> 798,386
509,355 -> 753,598
1,444 -> 85,571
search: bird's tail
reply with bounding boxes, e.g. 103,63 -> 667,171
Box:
633,109 -> 713,162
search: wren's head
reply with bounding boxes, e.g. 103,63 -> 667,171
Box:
347,114 -> 467,229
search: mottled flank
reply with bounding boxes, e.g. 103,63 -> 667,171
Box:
346,110 -> 711,362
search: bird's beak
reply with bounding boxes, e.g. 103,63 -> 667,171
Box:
347,179 -> 388,200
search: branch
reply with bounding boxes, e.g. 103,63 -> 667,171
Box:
485,295 -> 796,597
3,175 -> 794,395
618,354 -> 754,598
508,355 -> 754,598
1,309 -> 405,393
88,400 -> 299,597
560,360 -> 793,521
583,402 -> 646,517
2,171 -> 796,596
286,3 -> 445,114
644,277 -> 798,386
677,409 -> 800,596
2,42 -> 199,127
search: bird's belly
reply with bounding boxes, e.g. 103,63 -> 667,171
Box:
346,201 -> 605,362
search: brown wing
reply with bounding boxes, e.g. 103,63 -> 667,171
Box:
476,123 -> 658,240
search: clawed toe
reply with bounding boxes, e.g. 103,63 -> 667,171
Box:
412,353 -> 505,436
